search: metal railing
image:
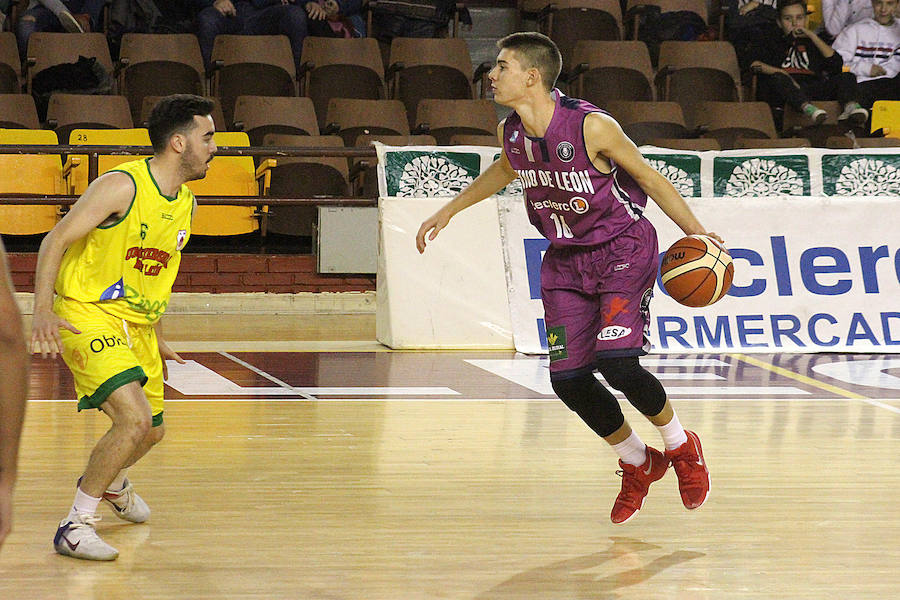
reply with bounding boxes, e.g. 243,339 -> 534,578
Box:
0,144 -> 380,207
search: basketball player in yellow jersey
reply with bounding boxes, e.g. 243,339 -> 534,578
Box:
0,238 -> 28,554
31,95 -> 216,561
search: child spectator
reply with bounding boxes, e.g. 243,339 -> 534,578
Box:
749,0 -> 869,124
833,0 -> 900,105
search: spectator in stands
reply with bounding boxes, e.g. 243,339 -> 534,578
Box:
822,0 -> 875,40
16,0 -> 106,57
725,0 -> 780,70
749,0 -> 869,125
192,0 -> 311,72
305,0 -> 365,37
0,2 -> 10,32
833,0 -> 900,106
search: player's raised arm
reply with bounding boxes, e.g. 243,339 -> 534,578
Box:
584,113 -> 723,244
416,121 -> 518,253
31,172 -> 136,358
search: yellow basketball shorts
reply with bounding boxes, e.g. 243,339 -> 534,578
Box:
55,297 -> 164,426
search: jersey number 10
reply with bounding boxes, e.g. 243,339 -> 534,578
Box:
550,213 -> 573,239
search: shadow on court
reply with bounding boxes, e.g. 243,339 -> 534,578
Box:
474,536 -> 705,600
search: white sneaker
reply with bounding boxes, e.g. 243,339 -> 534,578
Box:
54,514 -> 119,561
103,480 -> 151,523
838,102 -> 868,125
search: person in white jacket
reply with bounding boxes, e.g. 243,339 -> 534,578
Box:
833,0 -> 900,105
822,0 -> 875,39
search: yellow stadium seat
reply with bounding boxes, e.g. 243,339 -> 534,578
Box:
0,128 -> 69,235
871,101 -> 900,139
185,131 -> 274,236
66,128 -> 152,195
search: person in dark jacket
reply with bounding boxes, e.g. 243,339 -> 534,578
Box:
16,0 -> 106,57
749,0 -> 869,124
192,0 -> 311,72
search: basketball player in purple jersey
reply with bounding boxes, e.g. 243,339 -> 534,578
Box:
417,32 -> 723,524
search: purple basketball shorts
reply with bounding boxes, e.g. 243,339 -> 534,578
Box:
540,218 -> 658,374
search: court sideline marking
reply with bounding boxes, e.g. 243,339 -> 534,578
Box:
729,353 -> 900,415
217,351 -> 318,401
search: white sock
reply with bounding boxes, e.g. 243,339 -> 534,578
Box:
611,431 -> 648,467
67,487 -> 101,521
107,469 -> 128,493
657,414 -> 688,451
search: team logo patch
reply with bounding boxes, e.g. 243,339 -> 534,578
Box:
570,196 -> 589,214
509,130 -> 519,143
556,141 -> 575,162
546,326 -> 568,362
176,229 -> 187,251
99,278 -> 126,301
598,326 -> 632,340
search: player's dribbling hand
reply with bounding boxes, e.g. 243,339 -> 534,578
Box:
415,209 -> 451,254
703,232 -> 725,245
30,310 -> 80,359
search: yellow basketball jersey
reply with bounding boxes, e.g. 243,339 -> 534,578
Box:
56,158 -> 193,324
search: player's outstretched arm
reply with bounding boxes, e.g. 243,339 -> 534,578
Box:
0,240 -> 27,553
31,172 -> 136,358
416,122 -> 518,253
585,113 -> 724,244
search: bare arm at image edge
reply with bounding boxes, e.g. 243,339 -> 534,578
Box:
0,239 -> 28,553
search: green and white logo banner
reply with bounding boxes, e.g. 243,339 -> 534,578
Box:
376,144 -> 524,198
642,146 -> 900,198
378,144 -> 900,199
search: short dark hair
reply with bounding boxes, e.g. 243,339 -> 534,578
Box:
147,94 -> 215,153
777,0 -> 808,15
496,32 -> 562,92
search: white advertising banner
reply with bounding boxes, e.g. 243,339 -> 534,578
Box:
377,144 -> 900,353
501,195 -> 900,354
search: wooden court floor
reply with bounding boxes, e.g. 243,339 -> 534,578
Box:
1,315 -> 899,599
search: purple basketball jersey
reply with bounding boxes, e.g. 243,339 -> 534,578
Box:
503,90 -> 649,247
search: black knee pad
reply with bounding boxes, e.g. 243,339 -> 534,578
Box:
551,371 -> 624,438
596,356 -> 666,417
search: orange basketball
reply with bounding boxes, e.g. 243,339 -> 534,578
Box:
660,235 -> 734,307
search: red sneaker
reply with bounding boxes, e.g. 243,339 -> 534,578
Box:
665,430 -> 710,509
610,446 -> 669,524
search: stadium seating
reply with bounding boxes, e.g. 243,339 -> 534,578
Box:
0,94 -> 40,128
539,0 -> 623,75
0,128 -> 67,235
324,98 -> 409,147
871,100 -> 900,138
118,33 -> 205,125
209,35 -> 297,125
299,37 -> 386,131
656,41 -> 742,104
388,38 -> 490,128
186,131 -> 274,236
46,93 -> 133,143
232,95 -> 319,146
414,99 -> 498,145
65,128 -> 151,195
260,134 -> 348,237
0,32 -> 19,94
568,41 -> 655,104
